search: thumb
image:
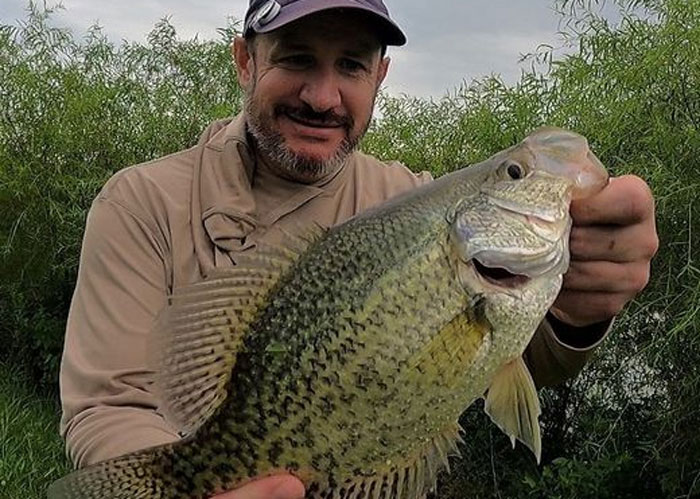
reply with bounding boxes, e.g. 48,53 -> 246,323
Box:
212,474 -> 305,499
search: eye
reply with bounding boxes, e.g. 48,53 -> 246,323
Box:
506,162 -> 525,180
280,54 -> 314,68
338,58 -> 366,73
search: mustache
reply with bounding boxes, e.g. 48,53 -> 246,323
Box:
275,104 -> 353,129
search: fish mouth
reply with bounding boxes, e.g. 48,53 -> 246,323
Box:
471,258 -> 531,289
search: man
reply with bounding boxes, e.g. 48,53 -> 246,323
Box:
58,1 -> 658,498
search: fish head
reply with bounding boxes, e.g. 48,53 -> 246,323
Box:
449,127 -> 608,355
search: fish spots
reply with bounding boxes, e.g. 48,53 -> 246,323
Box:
212,461 -> 233,477
267,439 -> 285,467
321,372 -> 340,386
311,451 -> 340,473
292,415 -> 315,448
286,435 -> 300,449
281,395 -> 295,413
377,435 -> 390,447
319,394 -> 336,413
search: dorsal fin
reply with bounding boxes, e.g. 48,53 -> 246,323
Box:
151,225 -> 326,435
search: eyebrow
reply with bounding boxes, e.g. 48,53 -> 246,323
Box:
273,39 -> 311,52
342,41 -> 377,59
272,36 -> 379,59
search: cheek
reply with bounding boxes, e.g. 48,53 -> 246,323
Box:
342,85 -> 378,124
254,71 -> 305,105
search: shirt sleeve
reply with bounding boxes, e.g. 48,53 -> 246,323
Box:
59,195 -> 179,468
524,316 -> 611,388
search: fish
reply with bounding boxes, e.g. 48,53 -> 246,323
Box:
48,127 -> 608,499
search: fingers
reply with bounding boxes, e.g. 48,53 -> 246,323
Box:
212,475 -> 305,499
570,175 -> 655,226
552,259 -> 650,327
563,260 -> 651,293
569,222 -> 659,263
552,291 -> 629,327
552,174 -> 658,328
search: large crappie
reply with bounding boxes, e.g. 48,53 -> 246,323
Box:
49,128 -> 608,499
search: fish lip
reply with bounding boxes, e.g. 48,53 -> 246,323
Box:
470,258 -> 531,289
490,199 -> 563,224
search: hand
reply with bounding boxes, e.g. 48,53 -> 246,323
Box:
211,474 -> 305,499
551,175 -> 659,328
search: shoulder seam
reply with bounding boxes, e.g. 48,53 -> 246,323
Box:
94,196 -> 161,240
124,145 -> 199,171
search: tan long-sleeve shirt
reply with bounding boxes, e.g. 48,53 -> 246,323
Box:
59,114 -> 604,469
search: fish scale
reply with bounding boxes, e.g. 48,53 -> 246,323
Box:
48,127 -> 608,499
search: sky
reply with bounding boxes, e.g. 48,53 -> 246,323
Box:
0,0 -> 609,98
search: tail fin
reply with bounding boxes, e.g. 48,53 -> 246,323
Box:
47,449 -> 167,499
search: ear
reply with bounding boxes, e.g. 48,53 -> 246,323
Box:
232,36 -> 255,90
376,56 -> 390,89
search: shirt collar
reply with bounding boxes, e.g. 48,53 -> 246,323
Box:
191,113 -> 354,273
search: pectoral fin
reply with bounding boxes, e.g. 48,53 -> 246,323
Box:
484,356 -> 542,463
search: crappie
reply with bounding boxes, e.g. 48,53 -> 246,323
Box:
49,127 -> 608,499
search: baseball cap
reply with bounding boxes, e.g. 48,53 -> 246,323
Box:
243,0 -> 406,46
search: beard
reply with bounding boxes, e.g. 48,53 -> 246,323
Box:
244,87 -> 373,183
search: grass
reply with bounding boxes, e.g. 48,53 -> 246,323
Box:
0,361 -> 70,499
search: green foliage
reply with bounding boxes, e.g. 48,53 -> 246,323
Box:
0,361 -> 70,498
364,73 -> 551,176
0,2 -> 243,386
1,0 -> 700,497
367,0 -> 700,495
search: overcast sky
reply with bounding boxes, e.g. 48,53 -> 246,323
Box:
0,1 -> 608,98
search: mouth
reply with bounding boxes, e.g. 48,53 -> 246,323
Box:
284,112 -> 345,129
472,259 -> 530,289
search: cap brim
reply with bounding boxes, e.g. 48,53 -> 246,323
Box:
249,0 -> 406,46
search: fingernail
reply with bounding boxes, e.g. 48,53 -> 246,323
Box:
274,477 -> 305,499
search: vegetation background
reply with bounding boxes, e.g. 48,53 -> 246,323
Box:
0,0 -> 698,497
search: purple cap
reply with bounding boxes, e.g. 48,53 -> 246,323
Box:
244,0 -> 406,46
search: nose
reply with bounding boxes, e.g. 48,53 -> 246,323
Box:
299,67 -> 342,113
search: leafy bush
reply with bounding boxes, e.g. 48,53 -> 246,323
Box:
0,3 -> 243,386
399,0 -> 698,496
367,0 -> 700,495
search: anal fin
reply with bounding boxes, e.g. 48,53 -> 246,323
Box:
311,424 -> 462,499
47,449 -> 165,499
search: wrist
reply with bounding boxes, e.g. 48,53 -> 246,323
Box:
546,311 -> 611,350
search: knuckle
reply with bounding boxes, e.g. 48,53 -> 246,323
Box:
630,265 -> 651,292
564,261 -> 587,286
568,228 -> 587,255
625,196 -> 647,223
604,298 -> 625,318
646,232 -> 660,258
621,175 -> 655,219
621,174 -> 653,199
569,229 -> 585,255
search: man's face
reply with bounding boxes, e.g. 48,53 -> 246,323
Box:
233,10 -> 390,182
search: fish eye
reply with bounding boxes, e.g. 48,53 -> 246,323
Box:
505,162 -> 525,180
